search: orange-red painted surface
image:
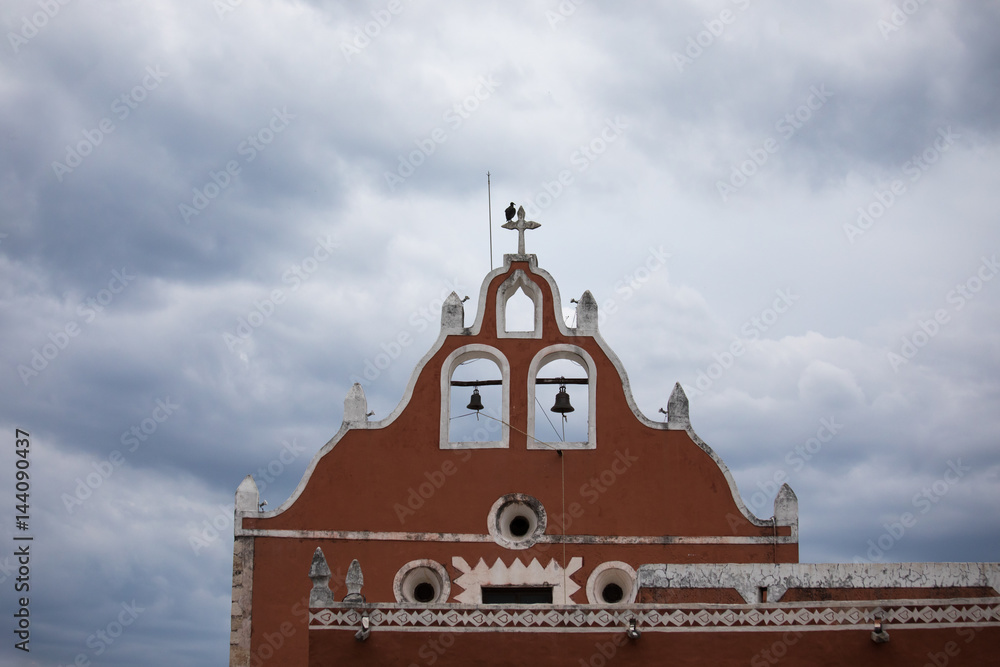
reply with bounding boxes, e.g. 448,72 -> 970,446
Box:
234,259 -> 996,666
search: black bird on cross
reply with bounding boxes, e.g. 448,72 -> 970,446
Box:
505,202 -> 516,222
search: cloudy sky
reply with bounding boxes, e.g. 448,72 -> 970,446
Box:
2,0 -> 999,664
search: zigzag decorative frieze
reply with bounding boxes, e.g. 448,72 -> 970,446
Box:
451,556 -> 583,604
310,601 -> 1000,632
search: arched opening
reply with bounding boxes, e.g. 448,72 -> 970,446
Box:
440,346 -> 510,449
533,357 -> 589,446
527,346 -> 596,450
496,270 -> 542,338
449,357 -> 502,443
504,286 -> 535,333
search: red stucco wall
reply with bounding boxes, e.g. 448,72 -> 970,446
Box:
239,260 -> 804,665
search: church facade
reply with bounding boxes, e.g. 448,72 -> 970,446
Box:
230,210 -> 999,665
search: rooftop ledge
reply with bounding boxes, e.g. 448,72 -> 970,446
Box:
309,598 -> 1000,633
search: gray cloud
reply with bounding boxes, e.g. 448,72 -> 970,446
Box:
2,1 -> 999,664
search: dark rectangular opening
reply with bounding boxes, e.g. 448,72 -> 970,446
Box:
481,586 -> 553,604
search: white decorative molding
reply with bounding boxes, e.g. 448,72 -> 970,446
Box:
451,556 -> 583,604
310,599 -> 1000,633
236,527 -> 796,544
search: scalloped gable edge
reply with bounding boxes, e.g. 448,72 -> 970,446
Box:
244,257 -> 789,534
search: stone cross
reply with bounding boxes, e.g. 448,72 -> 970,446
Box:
501,206 -> 541,255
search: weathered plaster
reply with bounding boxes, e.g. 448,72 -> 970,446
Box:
639,562 -> 1000,604
229,475 -> 257,667
666,382 -> 689,430
773,482 -> 798,538
344,559 -> 364,602
575,290 -> 599,334
308,547 -> 337,607
440,291 -> 465,333
342,383 -> 369,426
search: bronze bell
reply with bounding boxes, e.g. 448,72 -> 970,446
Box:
467,387 -> 484,412
550,385 -> 575,414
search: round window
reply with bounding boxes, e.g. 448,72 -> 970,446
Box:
393,560 -> 450,604
487,493 -> 546,550
586,562 -> 637,605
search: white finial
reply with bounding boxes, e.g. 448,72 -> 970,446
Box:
441,291 -> 465,333
576,291 -> 599,333
235,475 -> 259,513
666,382 -> 690,429
774,483 -> 798,527
344,383 -> 368,425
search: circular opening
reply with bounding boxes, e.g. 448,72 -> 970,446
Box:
393,560 -> 451,604
413,582 -> 436,603
509,515 -> 530,537
586,561 -> 637,605
602,583 -> 624,603
488,493 -> 547,550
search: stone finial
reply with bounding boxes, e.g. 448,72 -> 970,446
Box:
343,383 -> 368,425
309,548 -> 336,607
774,483 -> 798,528
234,475 -> 259,513
666,382 -> 690,429
441,291 -> 465,333
344,559 -> 364,604
576,291 -> 599,333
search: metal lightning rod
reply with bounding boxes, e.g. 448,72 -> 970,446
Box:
487,171 -> 494,271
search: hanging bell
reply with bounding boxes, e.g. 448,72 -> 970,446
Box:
467,387 -> 484,412
550,384 -> 575,414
